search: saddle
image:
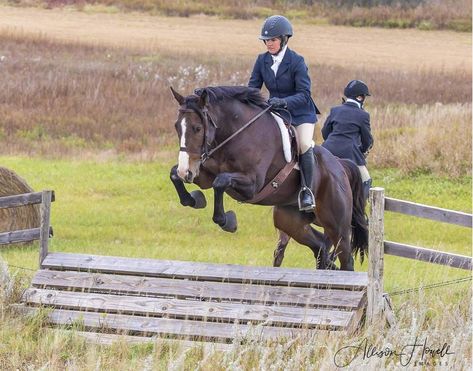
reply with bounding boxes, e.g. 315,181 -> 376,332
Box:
244,112 -> 298,204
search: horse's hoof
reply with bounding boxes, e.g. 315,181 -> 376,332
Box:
190,190 -> 206,209
221,211 -> 237,233
273,256 -> 283,267
273,252 -> 284,267
327,262 -> 339,270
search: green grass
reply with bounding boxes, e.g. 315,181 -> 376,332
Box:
0,156 -> 470,297
0,156 -> 471,369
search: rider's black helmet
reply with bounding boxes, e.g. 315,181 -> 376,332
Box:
259,15 -> 293,40
344,80 -> 371,98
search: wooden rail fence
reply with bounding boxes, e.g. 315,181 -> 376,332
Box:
0,190 -> 54,267
367,187 -> 472,324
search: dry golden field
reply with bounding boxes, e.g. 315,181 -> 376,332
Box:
0,5 -> 471,176
0,5 -> 470,73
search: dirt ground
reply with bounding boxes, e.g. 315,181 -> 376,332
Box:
0,5 -> 470,73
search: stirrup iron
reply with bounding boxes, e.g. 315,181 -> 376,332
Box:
298,186 -> 315,211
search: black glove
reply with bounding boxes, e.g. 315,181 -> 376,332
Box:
268,97 -> 287,109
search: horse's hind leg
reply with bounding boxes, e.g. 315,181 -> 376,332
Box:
273,206 -> 331,269
273,230 -> 290,267
325,227 -> 354,271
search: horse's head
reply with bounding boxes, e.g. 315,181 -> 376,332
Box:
170,86 -> 216,183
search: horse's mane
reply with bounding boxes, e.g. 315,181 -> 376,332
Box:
194,86 -> 267,109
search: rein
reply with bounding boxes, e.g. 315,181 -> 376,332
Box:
201,105 -> 272,163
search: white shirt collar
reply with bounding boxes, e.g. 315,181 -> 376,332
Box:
346,98 -> 361,109
271,45 -> 288,63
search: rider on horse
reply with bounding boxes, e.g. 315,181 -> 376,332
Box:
248,15 -> 321,212
321,80 -> 374,199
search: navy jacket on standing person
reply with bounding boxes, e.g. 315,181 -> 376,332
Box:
248,48 -> 320,125
321,101 -> 373,166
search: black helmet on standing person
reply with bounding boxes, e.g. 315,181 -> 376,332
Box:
344,80 -> 371,99
259,15 -> 293,40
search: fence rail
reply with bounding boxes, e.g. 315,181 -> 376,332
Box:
385,197 -> 472,227
367,187 -> 472,325
384,241 -> 472,270
0,190 -> 54,266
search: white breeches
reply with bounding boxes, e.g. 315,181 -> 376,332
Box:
294,123 -> 315,154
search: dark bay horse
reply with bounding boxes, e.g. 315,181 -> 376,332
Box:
169,86 -> 368,271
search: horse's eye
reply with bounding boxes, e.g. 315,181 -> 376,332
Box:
193,126 -> 202,133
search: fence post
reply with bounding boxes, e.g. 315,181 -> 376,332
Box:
367,187 -> 385,326
39,190 -> 53,268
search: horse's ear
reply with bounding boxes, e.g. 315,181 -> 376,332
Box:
198,88 -> 209,108
170,86 -> 185,105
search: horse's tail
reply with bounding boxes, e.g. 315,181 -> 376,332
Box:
339,159 -> 369,263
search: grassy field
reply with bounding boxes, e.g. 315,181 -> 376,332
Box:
0,156 -> 470,283
0,5 -> 471,369
0,156 -> 471,369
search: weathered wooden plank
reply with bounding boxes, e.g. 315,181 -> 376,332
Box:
73,331 -> 231,351
0,227 -> 41,245
385,197 -> 472,228
32,270 -> 365,310
41,252 -> 368,290
22,288 -> 353,329
367,187 -> 385,326
0,226 -> 53,245
0,192 -> 45,209
39,190 -> 53,267
384,241 -> 472,270
18,306 -> 317,341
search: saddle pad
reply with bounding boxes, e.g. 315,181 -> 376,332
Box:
271,113 -> 292,163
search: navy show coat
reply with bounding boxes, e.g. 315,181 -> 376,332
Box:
248,48 -> 320,125
321,101 -> 373,166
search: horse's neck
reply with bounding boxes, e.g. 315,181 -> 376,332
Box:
214,105 -> 267,137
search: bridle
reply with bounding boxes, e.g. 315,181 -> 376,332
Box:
178,106 -> 217,162
178,104 -> 272,165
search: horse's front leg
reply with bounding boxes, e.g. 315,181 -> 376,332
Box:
169,165 -> 207,209
212,172 -> 255,233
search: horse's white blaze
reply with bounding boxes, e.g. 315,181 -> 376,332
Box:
177,117 -> 190,179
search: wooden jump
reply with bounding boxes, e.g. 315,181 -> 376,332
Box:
6,187 -> 470,344
2,190 -> 367,344
20,253 -> 367,342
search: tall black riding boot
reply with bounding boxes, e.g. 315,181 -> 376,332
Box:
298,149 -> 316,212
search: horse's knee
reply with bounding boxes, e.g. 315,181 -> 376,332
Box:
212,174 -> 232,190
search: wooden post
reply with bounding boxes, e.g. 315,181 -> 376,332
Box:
39,190 -> 53,268
367,187 -> 385,326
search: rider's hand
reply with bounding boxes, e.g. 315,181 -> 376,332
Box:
268,97 -> 287,109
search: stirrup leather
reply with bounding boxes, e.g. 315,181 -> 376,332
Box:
298,186 -> 315,211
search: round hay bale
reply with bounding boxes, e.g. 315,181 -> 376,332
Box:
0,167 -> 40,234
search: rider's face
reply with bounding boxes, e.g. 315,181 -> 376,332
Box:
264,37 -> 281,55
